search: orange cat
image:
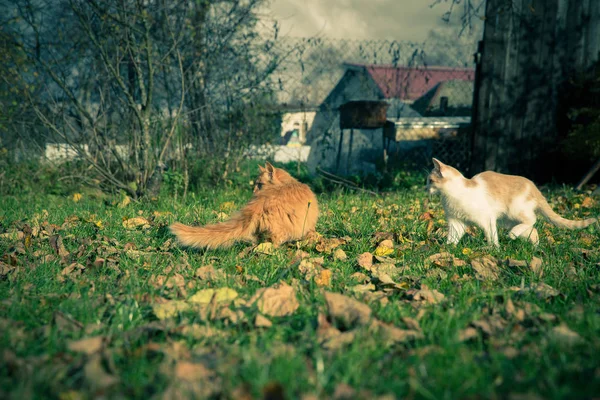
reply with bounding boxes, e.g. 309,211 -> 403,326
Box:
170,162 -> 319,249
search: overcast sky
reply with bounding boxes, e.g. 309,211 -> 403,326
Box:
266,0 -> 481,42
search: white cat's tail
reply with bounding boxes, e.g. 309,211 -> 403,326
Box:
536,196 -> 597,230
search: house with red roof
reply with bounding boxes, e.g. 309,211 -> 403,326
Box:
305,63 -> 475,175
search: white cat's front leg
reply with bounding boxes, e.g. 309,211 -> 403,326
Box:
446,218 -> 466,245
481,220 -> 499,247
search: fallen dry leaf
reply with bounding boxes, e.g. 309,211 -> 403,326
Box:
427,252 -> 467,268
549,324 -> 583,346
188,288 -> 238,304
332,383 -> 356,400
374,239 -> 394,257
195,265 -> 227,281
316,313 -> 357,351
68,336 -> 105,355
529,257 -> 543,277
54,311 -> 83,333
315,237 -> 349,254
254,282 -> 299,317
152,301 -> 191,320
122,216 -> 151,229
357,252 -> 374,271
458,327 -> 479,342
333,248 -> 347,261
471,256 -> 500,281
49,235 -> 70,258
349,283 -> 376,294
370,320 -> 423,343
255,314 -> 273,328
409,285 -> 445,304
324,291 -> 372,329
350,272 -> 370,283
509,283 -> 562,300
253,242 -> 275,255
581,196 -> 595,208
84,354 -> 119,391
162,360 -> 221,399
314,269 -> 332,287
175,361 -> 214,382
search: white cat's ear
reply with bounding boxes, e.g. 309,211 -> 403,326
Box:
432,158 -> 445,177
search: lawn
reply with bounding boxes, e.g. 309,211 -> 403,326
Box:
1,172 -> 599,399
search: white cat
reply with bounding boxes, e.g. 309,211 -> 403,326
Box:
427,158 -> 597,247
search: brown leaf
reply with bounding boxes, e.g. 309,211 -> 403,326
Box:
370,320 -> 423,343
409,285 -> 445,304
122,216 -> 151,229
255,282 -> 299,317
471,256 -> 500,281
49,235 -> 70,258
314,269 -> 332,287
324,291 -> 372,329
509,283 -> 562,300
581,196 -> 595,208
529,257 -> 543,277
175,361 -> 213,382
549,324 -> 583,346
54,311 -> 83,333
458,327 -> 479,342
315,237 -> 348,254
349,283 -> 376,294
255,314 -> 273,328
68,336 -> 105,355
350,272 -> 370,283
333,248 -> 347,261
506,258 -> 528,268
162,361 -> 221,399
427,252 -> 466,267
179,324 -> 226,339
316,313 -> 356,351
0,261 -> 16,277
333,383 -> 356,400
195,264 -> 227,282
357,252 -> 374,271
84,354 -> 119,391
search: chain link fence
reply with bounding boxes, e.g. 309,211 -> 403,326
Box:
268,37 -> 479,175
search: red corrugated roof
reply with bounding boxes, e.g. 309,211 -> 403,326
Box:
345,63 -> 475,101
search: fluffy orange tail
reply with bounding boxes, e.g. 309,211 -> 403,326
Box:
170,215 -> 256,249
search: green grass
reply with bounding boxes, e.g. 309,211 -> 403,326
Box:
1,181 -> 600,399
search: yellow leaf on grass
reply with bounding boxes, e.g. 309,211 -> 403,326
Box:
152,301 -> 190,320
72,193 -> 82,202
123,216 -> 151,229
374,239 -> 394,257
188,288 -> 238,304
314,269 -> 332,287
253,242 -> 275,255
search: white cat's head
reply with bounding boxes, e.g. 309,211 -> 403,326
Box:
427,158 -> 463,194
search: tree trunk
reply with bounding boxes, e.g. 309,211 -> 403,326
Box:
471,0 -> 600,180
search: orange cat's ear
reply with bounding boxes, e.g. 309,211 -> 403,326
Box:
265,162 -> 275,180
258,164 -> 266,172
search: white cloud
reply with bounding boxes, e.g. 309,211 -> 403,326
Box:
266,0 -> 475,41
